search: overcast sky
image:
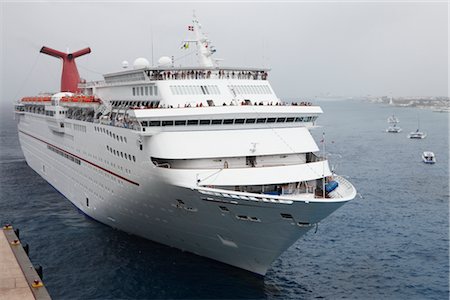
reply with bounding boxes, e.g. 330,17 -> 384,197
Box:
0,1 -> 448,105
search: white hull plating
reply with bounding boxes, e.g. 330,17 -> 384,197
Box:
17,112 -> 350,275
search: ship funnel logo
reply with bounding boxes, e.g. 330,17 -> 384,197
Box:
40,46 -> 91,93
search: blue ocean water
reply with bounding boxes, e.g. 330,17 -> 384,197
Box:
0,99 -> 448,299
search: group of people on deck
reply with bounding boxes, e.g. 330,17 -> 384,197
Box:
146,69 -> 269,81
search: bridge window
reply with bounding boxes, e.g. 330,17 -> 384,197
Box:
162,120 -> 174,126
175,120 -> 186,126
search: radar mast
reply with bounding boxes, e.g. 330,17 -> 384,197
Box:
191,13 -> 217,67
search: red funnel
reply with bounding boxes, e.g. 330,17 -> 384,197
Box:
40,46 -> 91,93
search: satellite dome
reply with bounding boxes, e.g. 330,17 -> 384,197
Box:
122,60 -> 129,68
158,56 -> 172,67
133,57 -> 150,69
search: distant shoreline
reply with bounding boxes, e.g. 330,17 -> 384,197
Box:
362,96 -> 450,111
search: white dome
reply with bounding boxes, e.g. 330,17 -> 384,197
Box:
157,56 -> 172,67
133,57 -> 150,69
122,60 -> 129,68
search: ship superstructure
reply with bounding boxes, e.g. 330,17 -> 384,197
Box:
14,15 -> 356,275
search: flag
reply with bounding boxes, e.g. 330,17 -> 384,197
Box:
180,43 -> 189,50
188,25 -> 194,31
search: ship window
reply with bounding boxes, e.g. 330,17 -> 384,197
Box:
132,156 -> 136,162
149,121 -> 161,126
175,120 -> 186,126
124,137 -> 127,143
120,152 -> 124,158
141,121 -> 148,127
256,118 -> 266,123
245,118 -> 256,124
281,213 -> 293,219
219,206 -> 229,212
200,120 -> 211,125
286,117 -> 295,122
223,119 -> 233,124
187,120 -> 199,126
295,117 -> 302,122
132,87 -> 136,96
267,118 -> 276,123
235,119 -> 245,124
191,86 -> 198,94
276,118 -> 286,123
162,120 -> 174,126
86,198 -> 89,207
140,87 -> 144,95
211,119 -> 222,125
145,86 -> 149,95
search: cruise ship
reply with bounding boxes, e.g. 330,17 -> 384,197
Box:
14,15 -> 356,276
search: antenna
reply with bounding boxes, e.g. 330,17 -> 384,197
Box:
40,46 -> 91,93
151,27 -> 154,66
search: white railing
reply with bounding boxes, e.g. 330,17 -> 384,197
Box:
328,175 -> 355,199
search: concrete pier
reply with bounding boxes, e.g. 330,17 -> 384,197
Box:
0,225 -> 51,300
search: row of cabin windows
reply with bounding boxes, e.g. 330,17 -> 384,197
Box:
106,145 -> 136,162
169,85 -> 220,95
110,100 -> 160,108
132,85 -> 158,96
47,145 -> 81,165
94,126 -> 127,143
141,116 -> 318,127
228,85 -> 272,95
73,124 -> 87,132
45,110 -> 68,116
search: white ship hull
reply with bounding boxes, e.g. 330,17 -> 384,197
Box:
17,112 -> 349,275
15,16 -> 356,275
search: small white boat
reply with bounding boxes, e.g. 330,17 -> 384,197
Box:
386,114 -> 402,133
386,124 -> 402,133
408,129 -> 427,139
408,115 -> 426,139
422,151 -> 436,164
